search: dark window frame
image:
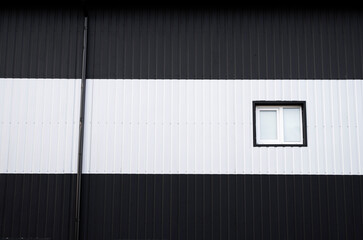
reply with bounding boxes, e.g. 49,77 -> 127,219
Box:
253,101 -> 308,147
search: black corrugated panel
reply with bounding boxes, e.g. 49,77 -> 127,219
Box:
1,8 -> 362,79
78,174 -> 363,240
1,174 -> 362,239
0,174 -> 77,240
86,9 -> 363,79
0,8 -> 84,79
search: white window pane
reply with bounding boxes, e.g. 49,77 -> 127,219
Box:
283,108 -> 301,142
260,110 -> 277,140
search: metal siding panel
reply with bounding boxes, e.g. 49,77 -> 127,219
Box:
0,174 -> 76,240
146,81 -> 156,173
83,79 -> 363,175
6,10 -> 362,79
85,10 -> 363,79
322,80 -> 333,174
315,80 -> 325,173
154,81 -> 164,173
2,9 -> 363,240
138,81 -> 148,173
0,79 -> 81,174
347,80 -> 359,174
335,81 -> 344,174
0,9 -> 83,79
352,14 -> 363,78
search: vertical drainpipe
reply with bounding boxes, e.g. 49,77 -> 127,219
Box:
75,11 -> 88,240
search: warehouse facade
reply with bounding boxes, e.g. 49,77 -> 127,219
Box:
1,7 -> 363,240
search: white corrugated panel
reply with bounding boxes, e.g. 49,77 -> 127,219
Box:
0,79 -> 81,173
2,79 -> 362,175
83,79 -> 363,175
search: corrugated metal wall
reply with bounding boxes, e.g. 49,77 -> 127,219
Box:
0,8 -> 83,79
1,7 -> 363,240
1,9 -> 363,80
87,9 -> 363,79
80,174 -> 363,240
0,79 -> 81,173
0,8 -> 83,240
0,174 -> 76,239
82,79 -> 363,175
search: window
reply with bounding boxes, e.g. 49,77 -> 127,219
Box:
253,101 -> 307,147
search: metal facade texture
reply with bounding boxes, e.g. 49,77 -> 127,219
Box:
0,8 -> 84,79
83,79 -> 363,175
87,9 -> 363,79
0,174 -> 76,239
80,174 -> 363,240
1,8 -> 363,240
0,79 -> 81,174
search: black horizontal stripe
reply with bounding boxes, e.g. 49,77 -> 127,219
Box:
0,174 -> 76,240
1,9 -> 363,79
0,9 -> 84,79
1,174 -> 363,240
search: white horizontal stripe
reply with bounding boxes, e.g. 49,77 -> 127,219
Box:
0,79 -> 81,173
1,79 -> 363,175
83,79 -> 363,175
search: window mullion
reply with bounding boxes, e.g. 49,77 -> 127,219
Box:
279,107 -> 284,144
275,108 -> 280,144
